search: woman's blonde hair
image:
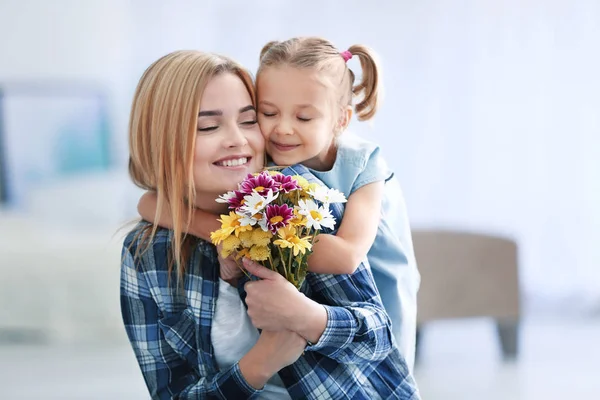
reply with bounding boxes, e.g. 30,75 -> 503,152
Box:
128,50 -> 256,280
257,37 -> 381,121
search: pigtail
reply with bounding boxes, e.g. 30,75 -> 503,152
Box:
347,44 -> 381,121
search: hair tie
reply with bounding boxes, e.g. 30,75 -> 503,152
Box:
340,50 -> 353,62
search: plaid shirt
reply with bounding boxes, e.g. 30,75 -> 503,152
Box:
121,164 -> 420,399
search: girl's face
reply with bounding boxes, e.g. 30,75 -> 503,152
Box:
193,72 -> 265,209
257,66 -> 338,171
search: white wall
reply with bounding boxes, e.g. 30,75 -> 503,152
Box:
0,0 -> 134,163
1,0 -> 599,311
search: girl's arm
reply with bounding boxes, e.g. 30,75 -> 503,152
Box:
137,191 -> 220,241
307,181 -> 384,275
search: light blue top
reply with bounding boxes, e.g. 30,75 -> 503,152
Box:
307,132 -> 421,370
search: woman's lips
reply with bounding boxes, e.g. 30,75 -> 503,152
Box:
213,156 -> 251,168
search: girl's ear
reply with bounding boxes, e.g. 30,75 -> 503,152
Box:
335,106 -> 353,135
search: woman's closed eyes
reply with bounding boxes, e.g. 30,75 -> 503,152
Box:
197,118 -> 257,133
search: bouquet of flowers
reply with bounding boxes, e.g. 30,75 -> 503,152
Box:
210,170 -> 347,289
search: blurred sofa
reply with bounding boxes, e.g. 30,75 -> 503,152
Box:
0,170 -> 141,345
413,229 -> 521,360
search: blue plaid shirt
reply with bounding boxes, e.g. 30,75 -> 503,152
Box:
121,165 -> 420,399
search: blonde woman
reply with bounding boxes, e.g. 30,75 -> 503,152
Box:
122,50 -> 420,399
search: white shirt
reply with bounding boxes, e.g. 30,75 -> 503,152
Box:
211,279 -> 292,399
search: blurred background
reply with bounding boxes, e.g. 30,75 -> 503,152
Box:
0,0 -> 598,398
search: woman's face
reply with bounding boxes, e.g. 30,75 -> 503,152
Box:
193,72 -> 265,209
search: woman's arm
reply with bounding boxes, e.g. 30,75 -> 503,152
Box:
297,265 -> 395,364
138,191 -> 220,241
121,247 -> 305,399
243,258 -> 394,365
307,181 -> 384,274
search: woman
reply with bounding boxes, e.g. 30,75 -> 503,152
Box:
122,50 -> 420,399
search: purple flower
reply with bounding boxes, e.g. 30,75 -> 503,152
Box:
240,171 -> 279,196
227,190 -> 246,210
262,204 -> 294,234
271,174 -> 301,193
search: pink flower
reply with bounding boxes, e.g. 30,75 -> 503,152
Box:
227,191 -> 246,210
240,171 -> 278,196
271,174 -> 301,193
261,204 -> 294,234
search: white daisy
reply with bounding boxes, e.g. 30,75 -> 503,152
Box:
240,189 -> 278,216
297,199 -> 336,231
308,186 -> 347,205
257,213 -> 270,232
215,190 -> 237,203
239,212 -> 261,227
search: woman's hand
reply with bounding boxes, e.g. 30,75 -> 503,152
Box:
244,258 -> 328,343
243,258 -> 305,331
243,259 -> 328,345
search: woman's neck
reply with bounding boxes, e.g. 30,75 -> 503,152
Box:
193,193 -> 228,215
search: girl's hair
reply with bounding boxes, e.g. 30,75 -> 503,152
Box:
128,50 -> 255,280
257,37 -> 381,121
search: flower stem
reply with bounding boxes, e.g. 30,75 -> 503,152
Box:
277,245 -> 288,279
267,255 -> 275,271
288,246 -> 293,281
234,257 -> 252,279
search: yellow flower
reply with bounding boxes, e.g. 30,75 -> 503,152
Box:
210,228 -> 231,246
289,209 -> 307,227
274,225 -> 312,256
238,230 -> 254,247
249,245 -> 271,261
292,175 -> 310,190
307,182 -> 321,193
235,225 -> 253,237
251,229 -> 273,247
218,211 -> 253,237
253,169 -> 282,177
221,235 -> 241,258
234,248 -> 251,260
291,176 -> 316,200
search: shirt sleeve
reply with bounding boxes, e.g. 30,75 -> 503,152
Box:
351,144 -> 394,194
120,247 -> 263,400
303,261 -> 395,364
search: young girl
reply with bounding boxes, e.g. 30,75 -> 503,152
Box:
139,37 -> 420,369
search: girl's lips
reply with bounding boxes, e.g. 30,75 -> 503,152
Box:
271,142 -> 299,152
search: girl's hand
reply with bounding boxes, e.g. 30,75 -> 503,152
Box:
239,329 -> 306,388
217,248 -> 243,286
256,329 -> 307,369
138,191 -> 160,224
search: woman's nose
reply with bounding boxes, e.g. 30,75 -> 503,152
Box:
224,125 -> 249,148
